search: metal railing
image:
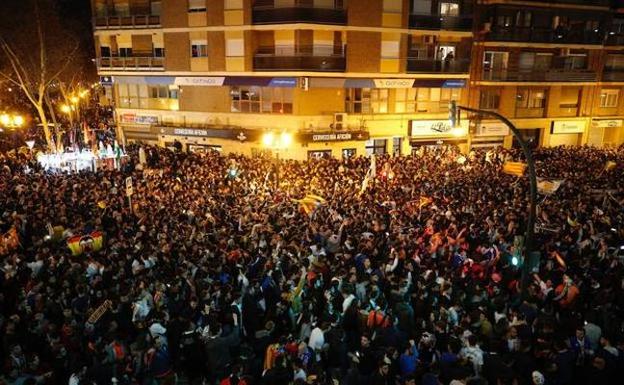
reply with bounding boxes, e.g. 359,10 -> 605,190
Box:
606,33 -> 624,46
602,71 -> 624,81
409,14 -> 473,31
252,3 -> 346,25
93,15 -> 160,29
486,27 -> 604,44
482,69 -> 597,82
97,57 -> 164,70
521,0 -> 610,5
254,45 -> 346,71
407,58 -> 470,73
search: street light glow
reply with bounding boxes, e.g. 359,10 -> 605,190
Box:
60,104 -> 71,114
13,115 -> 24,127
0,114 -> 10,126
262,132 -> 274,147
280,132 -> 292,148
70,96 -> 79,104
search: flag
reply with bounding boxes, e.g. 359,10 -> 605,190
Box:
293,194 -> 325,216
604,161 -> 616,171
405,196 -> 432,215
370,154 -> 376,177
567,217 -> 579,228
360,169 -> 371,194
67,231 -> 105,256
537,178 -> 563,195
0,227 -> 20,255
503,161 -> 526,177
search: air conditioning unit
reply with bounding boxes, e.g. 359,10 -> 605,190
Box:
333,113 -> 347,131
422,35 -> 435,44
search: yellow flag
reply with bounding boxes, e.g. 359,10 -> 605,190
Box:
604,161 -> 616,172
503,161 -> 527,177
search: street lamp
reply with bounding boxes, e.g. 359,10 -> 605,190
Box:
262,131 -> 293,190
0,113 -> 25,152
449,101 -> 538,300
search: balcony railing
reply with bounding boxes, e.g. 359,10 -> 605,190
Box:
252,4 -> 346,25
93,15 -> 160,29
602,71 -> 624,81
254,45 -> 345,71
482,70 -> 597,82
97,57 -> 164,71
486,27 -> 604,45
606,33 -> 624,46
521,0 -> 610,5
409,14 -> 473,31
407,58 -> 470,73
516,107 -> 545,118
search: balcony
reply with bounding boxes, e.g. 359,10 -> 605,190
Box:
407,58 -> 470,73
93,14 -> 160,29
516,107 -> 545,118
409,14 -> 473,31
486,27 -> 604,45
482,69 -> 597,82
253,45 -> 345,72
602,71 -> 624,82
97,56 -> 164,71
606,33 -> 624,46
252,4 -> 346,25
521,0 -> 610,5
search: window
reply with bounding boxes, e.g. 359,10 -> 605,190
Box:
560,55 -> 587,70
151,1 -> 162,15
480,89 -> 500,110
345,88 -> 389,114
119,47 -> 132,57
516,88 -> 547,109
153,47 -> 165,58
383,0 -> 402,13
191,42 -> 208,58
100,46 -> 111,57
600,89 -> 620,108
483,52 -> 508,78
342,148 -> 356,159
496,15 -> 513,28
559,87 -> 581,109
414,88 -> 460,113
365,139 -> 387,156
515,11 -> 532,28
117,84 -> 177,110
224,0 -> 243,10
395,89 -> 418,113
604,55 -> 624,71
392,137 -> 402,156
440,2 -> 459,16
230,87 -> 293,114
188,0 -> 206,12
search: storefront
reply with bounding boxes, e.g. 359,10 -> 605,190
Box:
297,131 -> 370,160
471,121 -> 509,149
408,119 -> 469,152
549,120 -> 585,147
156,126 -> 264,154
590,119 -> 623,148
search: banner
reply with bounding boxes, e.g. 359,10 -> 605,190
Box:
537,178 -> 564,195
67,231 -> 104,256
604,161 -> 617,171
503,161 -> 526,177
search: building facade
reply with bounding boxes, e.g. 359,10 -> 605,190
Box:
91,0 -> 624,159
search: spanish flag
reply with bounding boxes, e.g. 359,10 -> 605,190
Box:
604,161 -> 617,172
67,231 -> 105,256
67,235 -> 82,256
293,194 -> 326,216
503,161 -> 527,177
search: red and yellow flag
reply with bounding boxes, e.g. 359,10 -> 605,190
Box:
503,161 -> 527,177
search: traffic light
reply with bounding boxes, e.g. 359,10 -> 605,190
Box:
449,100 -> 459,128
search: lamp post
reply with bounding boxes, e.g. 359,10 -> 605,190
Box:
450,102 -> 538,300
262,131 -> 293,190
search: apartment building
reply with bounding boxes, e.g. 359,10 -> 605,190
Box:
92,0 -> 624,158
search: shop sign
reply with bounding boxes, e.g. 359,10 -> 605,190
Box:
373,79 -> 415,88
409,120 -> 468,137
474,122 -> 510,137
592,119 -> 623,128
120,114 -> 158,125
299,131 -> 369,143
268,78 -> 297,87
173,128 -> 209,137
551,121 -> 585,134
174,77 -> 225,86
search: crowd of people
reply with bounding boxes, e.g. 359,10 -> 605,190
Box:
0,142 -> 623,385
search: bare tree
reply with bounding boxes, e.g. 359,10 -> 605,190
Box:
0,0 -> 79,151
